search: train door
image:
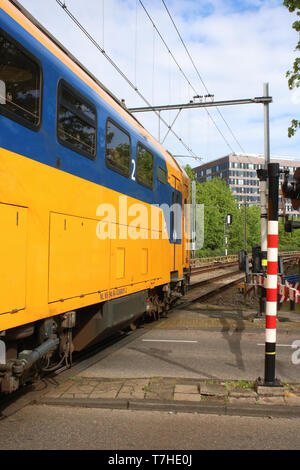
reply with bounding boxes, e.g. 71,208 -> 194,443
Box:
170,176 -> 182,277
182,182 -> 190,267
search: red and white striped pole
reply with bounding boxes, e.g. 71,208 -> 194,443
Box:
264,163 -> 280,385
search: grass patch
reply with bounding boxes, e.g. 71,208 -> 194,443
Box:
143,384 -> 154,393
69,376 -> 85,382
224,380 -> 255,391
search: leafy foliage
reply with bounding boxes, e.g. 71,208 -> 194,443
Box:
283,0 -> 300,136
185,165 -> 300,255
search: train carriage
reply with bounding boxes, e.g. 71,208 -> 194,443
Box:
0,0 -> 190,394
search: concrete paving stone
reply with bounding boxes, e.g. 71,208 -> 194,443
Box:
144,388 -> 174,400
66,385 -> 96,393
82,380 -> 107,387
123,379 -> 150,387
174,384 -> 199,394
54,380 -> 74,389
228,397 -> 257,405
284,395 -> 300,406
70,378 -> 96,384
89,390 -> 119,399
257,396 -> 286,405
117,382 -> 147,398
229,390 -> 258,398
200,383 -> 228,397
146,379 -> 176,400
256,386 -> 285,397
118,391 -> 145,400
93,381 -> 123,392
43,390 -> 65,398
48,382 -> 74,393
60,393 -> 75,399
173,393 -> 201,402
73,393 -> 90,399
119,385 -> 134,393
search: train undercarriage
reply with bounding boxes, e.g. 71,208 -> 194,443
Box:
0,273 -> 190,394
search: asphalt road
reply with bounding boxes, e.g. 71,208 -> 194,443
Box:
1,404 -> 300,450
78,309 -> 300,383
1,303 -> 300,452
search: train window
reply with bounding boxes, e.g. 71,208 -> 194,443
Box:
157,166 -> 167,184
105,119 -> 131,177
136,143 -> 153,189
57,81 -> 97,159
0,29 -> 41,129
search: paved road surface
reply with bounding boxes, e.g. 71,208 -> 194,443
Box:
1,404 -> 300,450
1,302 -> 300,452
78,306 -> 300,383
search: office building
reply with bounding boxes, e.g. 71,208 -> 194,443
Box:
193,153 -> 300,213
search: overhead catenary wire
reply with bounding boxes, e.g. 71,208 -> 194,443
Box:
134,0 -> 138,87
55,0 -> 199,160
161,0 -> 245,154
138,0 -> 235,154
102,0 -> 105,51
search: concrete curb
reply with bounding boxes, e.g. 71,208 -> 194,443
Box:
39,395 -> 300,419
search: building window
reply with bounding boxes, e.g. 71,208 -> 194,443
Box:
105,119 -> 131,176
57,81 -> 97,159
0,29 -> 42,129
136,143 -> 153,189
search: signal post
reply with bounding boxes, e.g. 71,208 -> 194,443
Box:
264,163 -> 281,385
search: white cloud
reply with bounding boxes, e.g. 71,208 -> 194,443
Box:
16,0 -> 300,166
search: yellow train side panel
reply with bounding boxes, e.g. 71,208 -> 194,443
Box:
48,213 -> 111,302
0,203 -> 27,315
0,147 -> 175,331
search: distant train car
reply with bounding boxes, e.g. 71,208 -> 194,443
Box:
0,0 -> 190,393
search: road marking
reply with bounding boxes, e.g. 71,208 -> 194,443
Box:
257,343 -> 296,348
142,339 -> 198,344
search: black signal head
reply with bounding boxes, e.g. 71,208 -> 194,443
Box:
282,168 -> 300,211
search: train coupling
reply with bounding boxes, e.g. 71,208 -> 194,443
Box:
18,337 -> 60,370
0,336 -> 59,394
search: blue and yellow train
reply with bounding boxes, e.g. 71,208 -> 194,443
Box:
0,0 -> 190,393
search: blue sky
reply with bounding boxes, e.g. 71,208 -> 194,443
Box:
17,0 -> 300,168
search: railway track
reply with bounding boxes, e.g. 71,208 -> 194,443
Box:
185,250 -> 300,306
180,264 -> 243,307
190,251 -> 300,269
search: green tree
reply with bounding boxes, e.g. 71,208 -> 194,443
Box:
184,164 -> 197,182
245,205 -> 261,252
278,216 -> 300,250
195,177 -> 241,256
284,0 -> 300,137
184,165 -> 300,257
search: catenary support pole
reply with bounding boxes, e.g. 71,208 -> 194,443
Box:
192,180 -> 196,258
264,162 -> 280,385
262,83 -> 270,270
244,203 -> 247,251
256,83 -> 271,318
257,170 -> 268,317
225,217 -> 228,256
